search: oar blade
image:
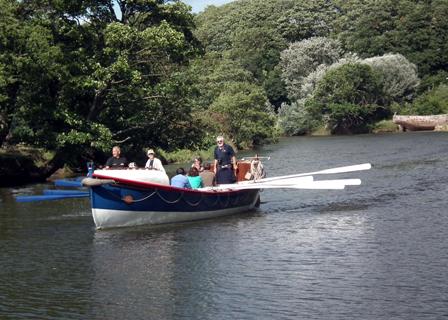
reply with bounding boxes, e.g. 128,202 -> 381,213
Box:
257,163 -> 371,183
318,163 -> 372,175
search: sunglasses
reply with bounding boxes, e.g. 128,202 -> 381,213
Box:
216,140 -> 223,143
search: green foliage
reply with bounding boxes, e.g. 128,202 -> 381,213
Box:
362,53 -> 420,104
372,119 -> 399,133
313,63 -> 382,106
334,0 -> 448,78
307,63 -> 384,133
194,0 -> 297,107
277,0 -> 338,42
158,145 -> 216,164
395,84 -> 448,115
277,100 -> 322,135
418,70 -> 448,94
0,0 -> 204,162
323,103 -> 376,134
179,53 -> 278,148
280,37 -> 343,101
209,82 -> 278,148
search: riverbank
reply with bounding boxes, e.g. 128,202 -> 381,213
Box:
0,147 -> 53,186
0,120 -> 421,187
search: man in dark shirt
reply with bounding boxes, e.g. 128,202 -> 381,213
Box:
105,146 -> 128,169
213,136 -> 237,184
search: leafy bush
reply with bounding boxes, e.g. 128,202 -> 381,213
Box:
309,63 -> 384,133
362,53 -> 420,104
313,62 -> 382,106
277,100 -> 322,135
397,84 -> 448,115
323,103 -> 376,134
209,82 -> 278,148
280,37 -> 343,101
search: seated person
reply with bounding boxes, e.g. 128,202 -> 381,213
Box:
170,168 -> 191,189
145,149 -> 166,173
187,167 -> 203,189
250,156 -> 266,180
105,146 -> 128,169
200,162 -> 216,187
191,157 -> 204,172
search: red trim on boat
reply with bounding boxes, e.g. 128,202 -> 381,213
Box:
92,173 -> 243,195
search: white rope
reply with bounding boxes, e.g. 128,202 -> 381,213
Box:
156,190 -> 184,204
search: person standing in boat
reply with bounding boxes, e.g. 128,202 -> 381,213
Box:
105,146 -> 128,169
213,136 -> 237,184
145,149 -> 166,173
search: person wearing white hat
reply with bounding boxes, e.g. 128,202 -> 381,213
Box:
145,149 -> 165,173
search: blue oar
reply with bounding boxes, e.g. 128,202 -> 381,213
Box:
43,189 -> 89,196
15,193 -> 90,203
54,179 -> 84,188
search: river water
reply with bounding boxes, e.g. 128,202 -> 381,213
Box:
1,132 -> 448,319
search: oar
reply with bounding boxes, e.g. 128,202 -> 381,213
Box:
241,156 -> 271,161
15,193 -> 90,203
43,189 -> 89,196
266,178 -> 361,186
54,179 -> 84,188
209,179 -> 362,191
230,176 -> 314,187
257,163 -> 372,183
211,182 -> 344,190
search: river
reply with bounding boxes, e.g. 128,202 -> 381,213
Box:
1,132 -> 448,319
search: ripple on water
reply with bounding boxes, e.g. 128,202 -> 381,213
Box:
2,132 -> 448,319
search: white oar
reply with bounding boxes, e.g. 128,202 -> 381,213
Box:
207,179 -> 362,191
257,163 -> 371,183
212,181 -> 344,190
241,156 -> 271,161
235,176 -> 314,186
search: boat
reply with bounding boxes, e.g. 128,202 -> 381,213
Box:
84,167 -> 260,229
15,160 -> 372,229
392,114 -> 448,131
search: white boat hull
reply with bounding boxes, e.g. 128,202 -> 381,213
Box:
92,203 -> 258,229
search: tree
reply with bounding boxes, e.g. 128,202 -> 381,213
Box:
209,82 -> 277,148
277,0 -> 338,42
310,62 -> 383,133
1,0 -> 203,164
280,37 -> 343,101
334,0 -> 448,78
277,100 -> 320,135
180,53 -> 279,148
362,53 -> 420,104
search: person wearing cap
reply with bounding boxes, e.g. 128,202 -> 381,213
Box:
105,146 -> 128,169
145,149 -> 165,173
213,135 -> 237,184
